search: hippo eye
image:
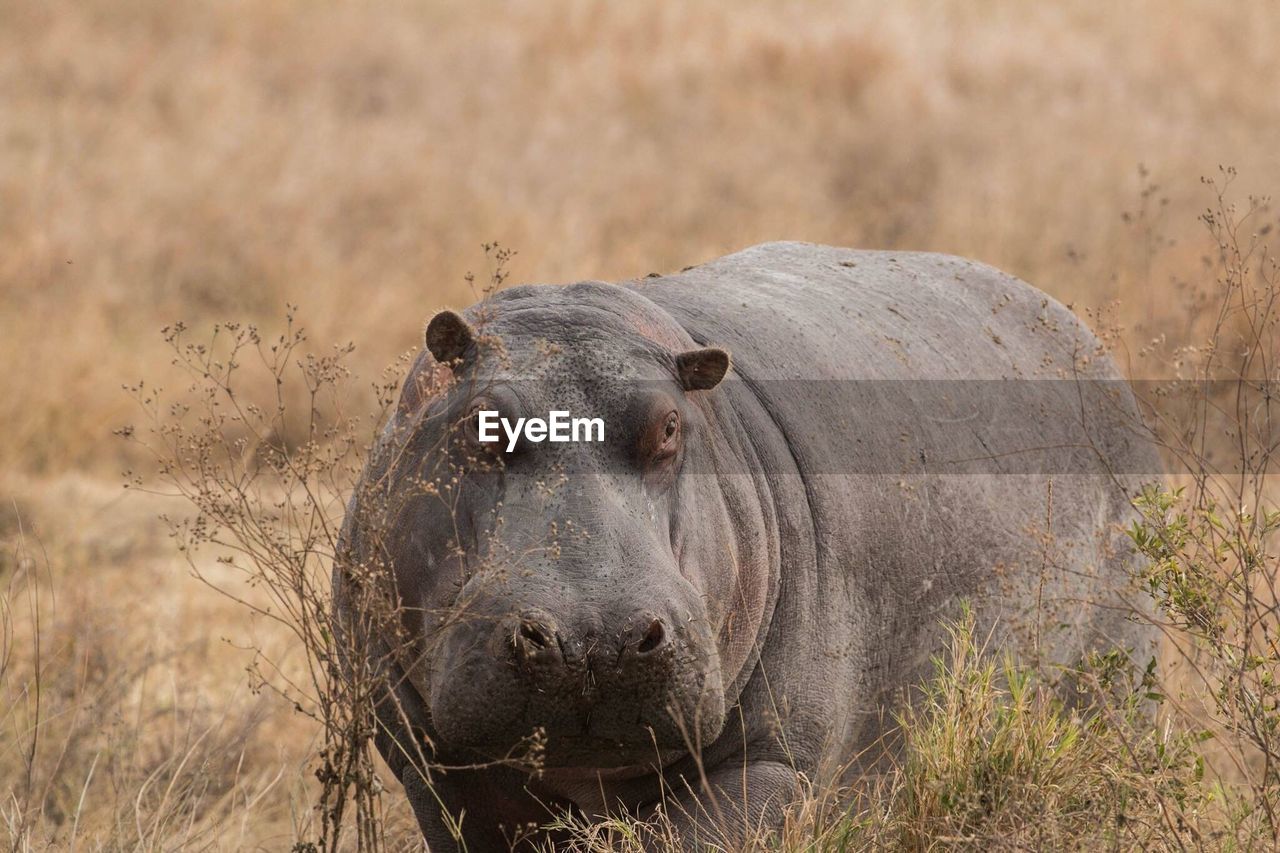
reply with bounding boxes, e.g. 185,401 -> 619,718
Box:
657,411 -> 680,454
462,399 -> 497,450
639,407 -> 681,482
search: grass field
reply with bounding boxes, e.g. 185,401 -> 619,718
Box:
5,0 -> 1280,848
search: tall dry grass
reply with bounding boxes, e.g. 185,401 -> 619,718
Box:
6,0 -> 1280,849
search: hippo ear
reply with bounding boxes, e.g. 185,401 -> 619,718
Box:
674,347 -> 731,391
424,309 -> 476,365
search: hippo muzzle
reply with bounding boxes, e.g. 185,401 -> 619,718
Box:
427,588 -> 726,768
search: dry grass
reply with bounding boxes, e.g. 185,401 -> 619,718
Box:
7,0 -> 1280,476
5,0 -> 1280,848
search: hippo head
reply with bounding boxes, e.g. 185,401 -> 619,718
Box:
371,283 -> 770,772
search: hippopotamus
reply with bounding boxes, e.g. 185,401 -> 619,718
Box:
334,242 -> 1157,849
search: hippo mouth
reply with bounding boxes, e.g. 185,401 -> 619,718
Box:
516,733 -> 686,771
445,723 -> 716,771
430,675 -> 727,770
427,611 -> 727,770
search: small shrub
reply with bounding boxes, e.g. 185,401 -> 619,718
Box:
119,308 -> 409,852
1124,169 -> 1280,845
840,607 -> 1208,851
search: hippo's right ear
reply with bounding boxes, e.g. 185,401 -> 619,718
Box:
424,309 -> 476,365
675,347 -> 731,391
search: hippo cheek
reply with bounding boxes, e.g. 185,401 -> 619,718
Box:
425,620 -> 529,754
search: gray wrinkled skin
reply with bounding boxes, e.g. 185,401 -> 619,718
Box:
335,242 -> 1158,850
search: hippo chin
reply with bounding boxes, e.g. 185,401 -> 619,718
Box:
335,242 -> 1158,850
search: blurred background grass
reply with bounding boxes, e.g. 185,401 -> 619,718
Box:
6,0 -> 1280,478
4,0 -> 1280,847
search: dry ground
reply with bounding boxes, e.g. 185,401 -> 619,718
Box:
4,0 -> 1280,848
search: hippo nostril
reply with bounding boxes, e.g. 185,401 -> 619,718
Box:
518,621 -> 553,650
636,619 -> 666,654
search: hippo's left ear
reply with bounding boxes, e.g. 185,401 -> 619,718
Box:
675,347 -> 731,391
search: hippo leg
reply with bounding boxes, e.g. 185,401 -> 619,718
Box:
401,769 -> 469,851
656,759 -> 801,849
